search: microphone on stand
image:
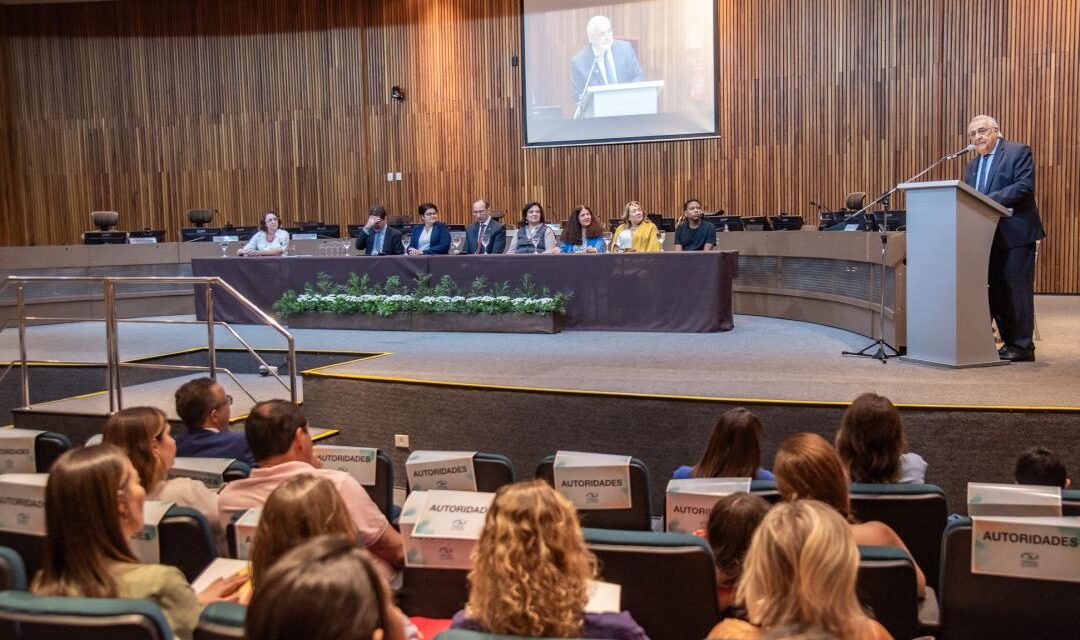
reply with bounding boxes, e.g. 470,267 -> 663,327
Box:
945,144 -> 976,160
572,55 -> 604,120
809,200 -> 829,212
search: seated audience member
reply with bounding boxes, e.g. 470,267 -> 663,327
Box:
508,201 -> 560,254
174,377 -> 255,466
559,205 -> 607,254
451,480 -> 647,639
32,445 -> 245,640
245,535 -> 407,640
761,625 -> 840,640
674,408 -> 775,481
355,205 -> 405,256
102,406 -> 224,550
611,201 -> 661,252
674,198 -> 715,251
217,400 -> 403,576
237,211 -> 289,257
835,393 -> 927,484
708,500 -> 892,640
406,202 -> 451,255
704,492 -> 770,618
773,433 -> 925,597
1015,446 -> 1071,488
464,198 -> 507,254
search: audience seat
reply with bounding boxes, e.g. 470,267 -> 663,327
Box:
0,590 -> 172,640
158,506 -> 217,582
194,602 -> 245,640
221,461 -> 251,484
850,482 -> 947,590
582,528 -> 718,640
749,479 -> 782,503
0,534 -> 41,589
363,450 -> 396,520
939,517 -> 1080,640
1062,489 -> 1080,516
399,566 -> 469,619
857,545 -> 921,640
33,432 -> 72,473
536,456 -> 652,531
473,453 -> 514,493
0,546 -> 27,591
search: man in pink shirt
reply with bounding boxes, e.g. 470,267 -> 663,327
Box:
218,399 -> 404,573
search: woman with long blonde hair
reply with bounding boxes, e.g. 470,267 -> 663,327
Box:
610,201 -> 661,252
709,500 -> 892,640
451,480 -> 647,639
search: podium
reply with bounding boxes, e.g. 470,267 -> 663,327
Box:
583,80 -> 664,118
898,180 -> 1011,368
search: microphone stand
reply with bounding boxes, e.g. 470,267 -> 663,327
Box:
842,146 -> 972,363
572,54 -> 603,120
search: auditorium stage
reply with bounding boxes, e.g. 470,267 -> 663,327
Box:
2,295 -> 1078,510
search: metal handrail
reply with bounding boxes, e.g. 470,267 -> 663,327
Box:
0,275 -> 296,412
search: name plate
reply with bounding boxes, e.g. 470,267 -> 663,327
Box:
665,478 -> 752,534
0,473 -> 47,535
0,428 -> 40,473
292,233 -> 317,240
969,482 -> 1062,517
212,235 -> 240,243
130,500 -> 174,564
315,445 -> 378,486
169,457 -> 235,489
233,508 -> 262,560
406,450 -> 477,492
127,236 -> 158,244
407,490 -> 495,569
972,516 -> 1080,583
553,451 -> 632,511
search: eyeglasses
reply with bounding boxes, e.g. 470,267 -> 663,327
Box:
968,126 -> 996,139
215,395 -> 233,410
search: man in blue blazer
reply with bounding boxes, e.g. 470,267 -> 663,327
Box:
464,198 -> 506,254
174,377 -> 256,466
570,15 -> 645,114
963,115 -> 1045,362
354,206 -> 404,256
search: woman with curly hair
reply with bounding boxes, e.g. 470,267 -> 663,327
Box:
450,480 -> 647,639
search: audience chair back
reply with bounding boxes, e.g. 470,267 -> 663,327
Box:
363,450 -> 395,520
850,482 -> 947,590
749,479 -> 782,503
399,566 -> 469,619
939,517 -> 1080,640
857,545 -> 920,640
0,534 -> 41,589
33,432 -> 73,473
0,591 -> 172,640
0,545 -> 28,591
1062,489 -> 1080,516
221,461 -> 251,484
473,453 -> 515,493
159,505 -> 217,582
535,456 -> 652,531
582,528 -> 718,640
194,602 -> 246,640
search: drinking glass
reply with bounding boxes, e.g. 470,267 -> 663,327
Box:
480,234 -> 489,254
603,231 -> 613,251
402,237 -> 410,254
658,231 -> 667,251
219,241 -> 229,257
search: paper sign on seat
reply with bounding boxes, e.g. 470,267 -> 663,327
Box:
0,473 -> 47,535
315,445 -> 378,486
406,451 -> 478,492
0,429 -> 40,473
130,500 -> 175,564
972,515 -> 1080,583
169,457 -> 235,490
553,451 -> 632,510
665,478 -> 752,533
968,482 -> 1062,517
408,490 -> 494,569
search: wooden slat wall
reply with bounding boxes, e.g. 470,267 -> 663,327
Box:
0,0 -> 1077,292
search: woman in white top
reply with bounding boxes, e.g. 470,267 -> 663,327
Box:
103,406 -> 225,553
610,201 -> 661,252
508,202 -> 560,254
238,211 -> 289,256
406,203 -> 452,255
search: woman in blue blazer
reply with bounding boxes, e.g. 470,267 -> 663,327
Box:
407,202 -> 451,255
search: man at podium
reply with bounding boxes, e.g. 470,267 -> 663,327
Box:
570,15 -> 644,114
963,114 -> 1046,362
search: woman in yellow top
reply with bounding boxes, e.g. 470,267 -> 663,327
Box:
610,201 -> 661,252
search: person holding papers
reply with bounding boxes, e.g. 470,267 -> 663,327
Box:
354,206 -> 405,256
237,211 -> 289,257
32,446 -> 246,640
103,406 -> 225,552
451,480 -> 647,639
610,201 -> 661,252
559,205 -> 607,254
570,15 -> 645,115
674,199 -> 715,251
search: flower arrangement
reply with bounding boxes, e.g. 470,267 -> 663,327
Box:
273,273 -> 568,318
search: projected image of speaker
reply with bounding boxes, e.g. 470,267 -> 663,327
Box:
769,215 -> 804,231
741,216 -> 773,231
706,215 -> 744,231
873,210 -> 906,231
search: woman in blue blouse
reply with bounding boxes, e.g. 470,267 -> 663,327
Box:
673,408 -> 775,481
406,203 -> 451,255
559,205 -> 607,254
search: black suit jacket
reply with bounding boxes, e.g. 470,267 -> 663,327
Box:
464,220 -> 506,254
354,225 -> 404,255
963,139 -> 1045,248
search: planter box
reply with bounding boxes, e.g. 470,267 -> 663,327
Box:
286,311 -> 562,334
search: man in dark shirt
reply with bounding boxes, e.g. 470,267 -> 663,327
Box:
174,377 -> 256,466
674,198 -> 716,251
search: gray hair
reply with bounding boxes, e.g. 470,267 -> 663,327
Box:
586,15 -> 611,36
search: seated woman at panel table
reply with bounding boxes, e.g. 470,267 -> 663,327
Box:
834,392 -> 927,484
103,406 -> 225,553
507,202 -> 560,254
773,433 -> 926,598
31,445 -> 246,640
451,480 -> 647,639
406,202 -> 451,255
238,211 -> 289,256
707,500 -> 894,640
674,199 -> 715,252
558,205 -> 607,254
610,201 -> 661,252
673,407 -> 775,481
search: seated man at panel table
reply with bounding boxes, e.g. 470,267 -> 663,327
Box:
217,399 -> 404,576
463,198 -> 507,254
174,377 -> 256,466
354,206 -> 405,256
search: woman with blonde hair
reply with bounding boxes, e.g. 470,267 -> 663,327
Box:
102,406 -> 223,549
773,433 -> 925,597
709,500 -> 892,640
451,479 -> 647,639
610,201 -> 661,252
